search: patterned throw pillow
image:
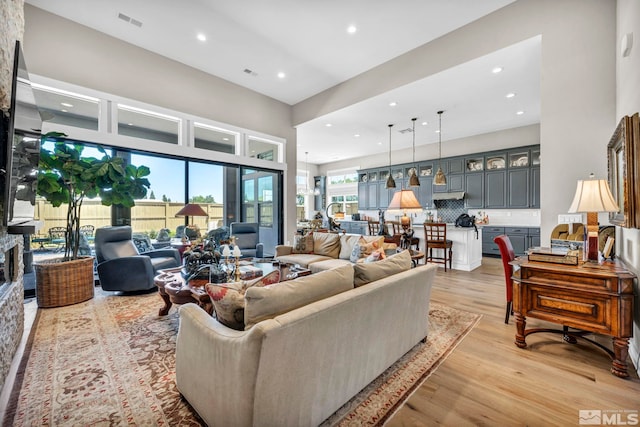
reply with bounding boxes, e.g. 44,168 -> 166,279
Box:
350,236 -> 384,263
364,248 -> 386,263
291,233 -> 314,254
205,269 -> 280,330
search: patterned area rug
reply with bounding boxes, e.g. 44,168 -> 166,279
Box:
4,289 -> 480,426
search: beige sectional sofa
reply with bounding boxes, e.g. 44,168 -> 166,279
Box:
275,232 -> 392,273
176,250 -> 437,427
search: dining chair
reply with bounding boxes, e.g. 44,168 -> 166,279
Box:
367,220 -> 380,235
493,234 -> 516,324
423,223 -> 452,271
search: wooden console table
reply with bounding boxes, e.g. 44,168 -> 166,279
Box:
511,258 -> 636,378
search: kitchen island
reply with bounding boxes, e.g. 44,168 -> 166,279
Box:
413,224 -> 482,271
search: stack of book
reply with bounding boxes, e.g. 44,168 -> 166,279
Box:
527,247 -> 580,265
239,265 -> 264,280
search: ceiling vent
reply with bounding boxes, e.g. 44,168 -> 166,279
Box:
398,128 -> 413,134
243,68 -> 258,77
118,12 -> 143,28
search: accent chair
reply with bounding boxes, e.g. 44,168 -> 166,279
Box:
95,226 -> 181,292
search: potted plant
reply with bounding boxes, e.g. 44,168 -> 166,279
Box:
34,131 -> 151,307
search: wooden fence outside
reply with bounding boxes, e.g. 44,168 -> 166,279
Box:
34,199 -> 224,238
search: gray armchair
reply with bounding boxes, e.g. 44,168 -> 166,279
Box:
229,222 -> 264,259
95,226 -> 181,292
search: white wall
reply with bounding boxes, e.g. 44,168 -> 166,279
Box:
616,0 -> 640,377
22,4 -> 299,240
295,0 -> 616,248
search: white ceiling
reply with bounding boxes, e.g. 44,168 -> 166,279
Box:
25,0 -> 541,165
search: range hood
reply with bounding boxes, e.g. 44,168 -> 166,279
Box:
433,191 -> 465,201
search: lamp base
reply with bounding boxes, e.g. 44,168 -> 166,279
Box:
584,212 -> 599,262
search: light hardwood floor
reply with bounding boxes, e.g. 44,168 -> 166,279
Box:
388,257 -> 640,426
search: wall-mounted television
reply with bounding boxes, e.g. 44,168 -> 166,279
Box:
0,40 -> 44,229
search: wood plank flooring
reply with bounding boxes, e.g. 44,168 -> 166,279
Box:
388,257 -> 640,426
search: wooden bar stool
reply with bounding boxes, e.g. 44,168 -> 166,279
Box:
423,223 -> 453,271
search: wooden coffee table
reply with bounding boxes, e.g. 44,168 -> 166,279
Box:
154,262 -> 311,316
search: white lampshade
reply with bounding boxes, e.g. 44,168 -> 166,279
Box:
567,176 -> 619,213
232,245 -> 242,257
222,245 -> 231,257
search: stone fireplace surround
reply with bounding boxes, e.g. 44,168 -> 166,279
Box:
0,232 -> 24,393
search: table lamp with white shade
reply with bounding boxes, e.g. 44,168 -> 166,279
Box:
567,173 -> 619,261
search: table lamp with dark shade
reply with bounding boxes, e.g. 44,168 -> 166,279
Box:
567,174 -> 619,261
176,203 -> 209,240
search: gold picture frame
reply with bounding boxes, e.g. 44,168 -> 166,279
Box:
607,114 -> 639,228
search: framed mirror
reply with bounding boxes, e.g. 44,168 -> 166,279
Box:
607,114 -> 638,228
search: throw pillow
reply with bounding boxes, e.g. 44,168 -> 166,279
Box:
349,236 -> 384,263
339,234 -> 362,259
364,248 -> 386,263
244,264 -> 354,330
291,233 -> 314,254
205,269 -> 280,330
353,249 -> 412,287
312,232 -> 341,258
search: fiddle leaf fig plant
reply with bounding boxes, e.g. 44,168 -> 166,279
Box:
37,131 -> 151,260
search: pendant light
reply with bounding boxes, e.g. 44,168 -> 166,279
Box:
385,124 -> 396,189
408,117 -> 420,187
433,110 -> 447,186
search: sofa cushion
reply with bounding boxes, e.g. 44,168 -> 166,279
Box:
312,232 -> 341,258
292,234 -> 314,254
349,236 -> 384,263
307,258 -> 352,273
205,270 -> 281,330
244,264 -> 354,329
275,254 -> 332,268
353,249 -> 412,287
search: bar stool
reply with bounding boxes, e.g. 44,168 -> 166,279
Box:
423,222 -> 453,271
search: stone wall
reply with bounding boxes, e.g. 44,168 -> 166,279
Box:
0,235 -> 24,392
0,0 -> 24,112
0,0 -> 25,393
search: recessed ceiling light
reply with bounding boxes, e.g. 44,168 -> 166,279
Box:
492,67 -> 503,74
354,134 -> 360,137
506,92 -> 516,98
435,130 -> 441,133
61,102 -> 73,107
325,123 -> 332,127
61,109 -> 67,112
377,142 -> 382,145
222,137 -> 229,141
347,25 -> 357,34
516,110 -> 524,115
196,33 -> 206,42
277,71 -> 286,79
389,101 -> 397,107
128,123 -> 134,126
421,121 -> 428,126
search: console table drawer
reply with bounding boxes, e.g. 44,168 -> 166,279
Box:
519,268 -> 631,294
526,286 -> 611,333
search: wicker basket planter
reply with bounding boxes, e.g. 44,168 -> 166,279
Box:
34,256 -> 95,308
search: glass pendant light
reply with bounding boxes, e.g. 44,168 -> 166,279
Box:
408,117 -> 420,187
385,124 -> 396,189
433,110 -> 447,186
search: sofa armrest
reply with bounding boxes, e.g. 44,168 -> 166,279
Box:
275,245 -> 293,257
176,304 -> 274,427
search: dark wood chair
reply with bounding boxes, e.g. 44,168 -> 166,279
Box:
423,223 -> 452,271
493,234 -> 515,324
367,220 -> 380,235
